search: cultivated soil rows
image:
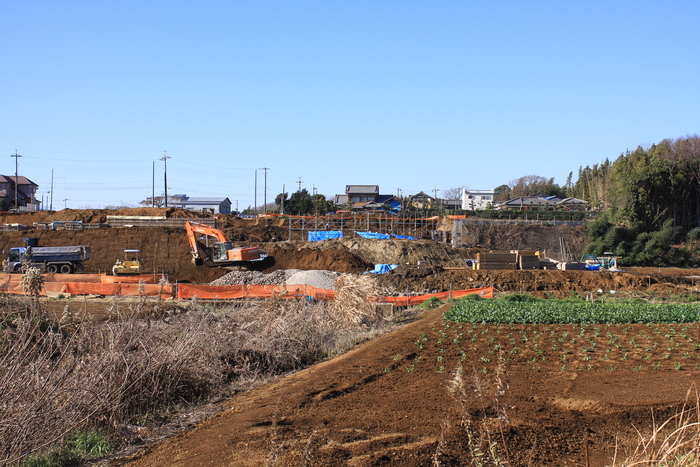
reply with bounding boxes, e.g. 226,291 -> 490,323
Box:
109,304 -> 700,467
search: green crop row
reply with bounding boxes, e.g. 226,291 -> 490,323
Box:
444,300 -> 700,324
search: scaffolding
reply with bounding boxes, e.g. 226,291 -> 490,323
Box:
284,213 -> 441,242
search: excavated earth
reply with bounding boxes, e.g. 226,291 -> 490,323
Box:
4,209 -> 700,466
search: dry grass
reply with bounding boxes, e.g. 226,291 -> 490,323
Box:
0,274 -> 399,465
615,388 -> 700,467
441,355 -> 511,467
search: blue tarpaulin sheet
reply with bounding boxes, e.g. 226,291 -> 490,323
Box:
308,231 -> 344,242
365,264 -> 400,274
392,234 -> 417,240
356,231 -> 391,240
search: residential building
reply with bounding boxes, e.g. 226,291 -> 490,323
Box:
461,189 -> 495,211
496,194 -> 589,211
334,185 -> 398,211
0,175 -> 39,211
170,195 -> 233,214
408,191 -> 435,209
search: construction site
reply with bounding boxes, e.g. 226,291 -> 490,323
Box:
4,207 -> 700,467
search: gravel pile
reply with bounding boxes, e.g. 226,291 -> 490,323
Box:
209,269 -> 340,290
209,270 -> 287,286
285,269 -> 339,291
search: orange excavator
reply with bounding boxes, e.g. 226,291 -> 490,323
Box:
185,221 -> 267,267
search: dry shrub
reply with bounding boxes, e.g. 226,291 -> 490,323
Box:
326,274 -> 385,328
0,298 -> 226,465
0,291 -> 401,464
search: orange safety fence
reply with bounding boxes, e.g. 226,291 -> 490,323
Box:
178,283 -> 492,304
177,283 -> 337,300
100,274 -> 168,284
380,287 -> 493,307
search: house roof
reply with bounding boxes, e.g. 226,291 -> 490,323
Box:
499,196 -> 558,206
463,189 -> 495,195
172,197 -> 231,205
557,197 -> 588,205
334,194 -> 349,204
0,175 -> 38,186
409,191 -> 434,200
346,185 -> 379,195
375,194 -> 395,203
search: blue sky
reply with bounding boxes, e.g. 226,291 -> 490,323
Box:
2,1 -> 698,210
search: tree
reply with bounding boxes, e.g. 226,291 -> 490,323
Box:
139,196 -> 167,207
442,186 -> 466,201
286,189 -> 314,215
493,184 -> 511,202
311,194 -> 334,215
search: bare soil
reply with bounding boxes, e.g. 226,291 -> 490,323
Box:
109,305 -> 700,467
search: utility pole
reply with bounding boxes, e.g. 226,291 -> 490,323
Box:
297,177 -> 303,191
254,170 -> 257,215
63,199 -> 68,209
50,169 -> 54,211
152,161 -> 155,207
281,184 -> 285,215
312,184 -> 316,196
10,150 -> 22,210
161,150 -> 170,207
260,166 -> 269,214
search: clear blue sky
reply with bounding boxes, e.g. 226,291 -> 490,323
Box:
2,1 -> 698,210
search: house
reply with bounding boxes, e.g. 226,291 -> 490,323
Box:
0,175 -> 39,211
334,185 -> 399,211
496,193 -> 561,210
408,191 -> 435,210
461,189 -> 495,211
442,198 -> 462,211
170,195 -> 233,214
556,197 -> 590,211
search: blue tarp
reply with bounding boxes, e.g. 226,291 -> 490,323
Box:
365,264 -> 400,274
392,234 -> 417,240
308,231 -> 344,242
356,231 -> 391,240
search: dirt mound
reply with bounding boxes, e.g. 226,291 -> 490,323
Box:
300,237 -> 467,267
263,245 -> 372,273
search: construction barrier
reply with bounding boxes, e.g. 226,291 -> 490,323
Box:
100,274 -> 168,284
0,272 -> 492,304
380,287 -> 493,307
177,283 -> 337,301
177,283 -> 492,304
0,273 -> 173,299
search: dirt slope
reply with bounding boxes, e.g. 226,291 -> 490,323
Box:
111,305 -> 700,467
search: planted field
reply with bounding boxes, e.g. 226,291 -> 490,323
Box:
409,321 -> 700,375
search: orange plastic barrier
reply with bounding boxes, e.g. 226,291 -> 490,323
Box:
177,283 -> 337,300
100,274 -> 167,284
380,287 -> 493,306
177,283 -> 492,304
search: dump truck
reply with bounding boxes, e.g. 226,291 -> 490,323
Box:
185,221 -> 267,268
3,238 -> 91,274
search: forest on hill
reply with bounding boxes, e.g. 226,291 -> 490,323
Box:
571,134 -> 700,266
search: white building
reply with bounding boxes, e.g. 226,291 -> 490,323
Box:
461,189 -> 495,211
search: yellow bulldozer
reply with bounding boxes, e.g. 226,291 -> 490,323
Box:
112,249 -> 142,275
